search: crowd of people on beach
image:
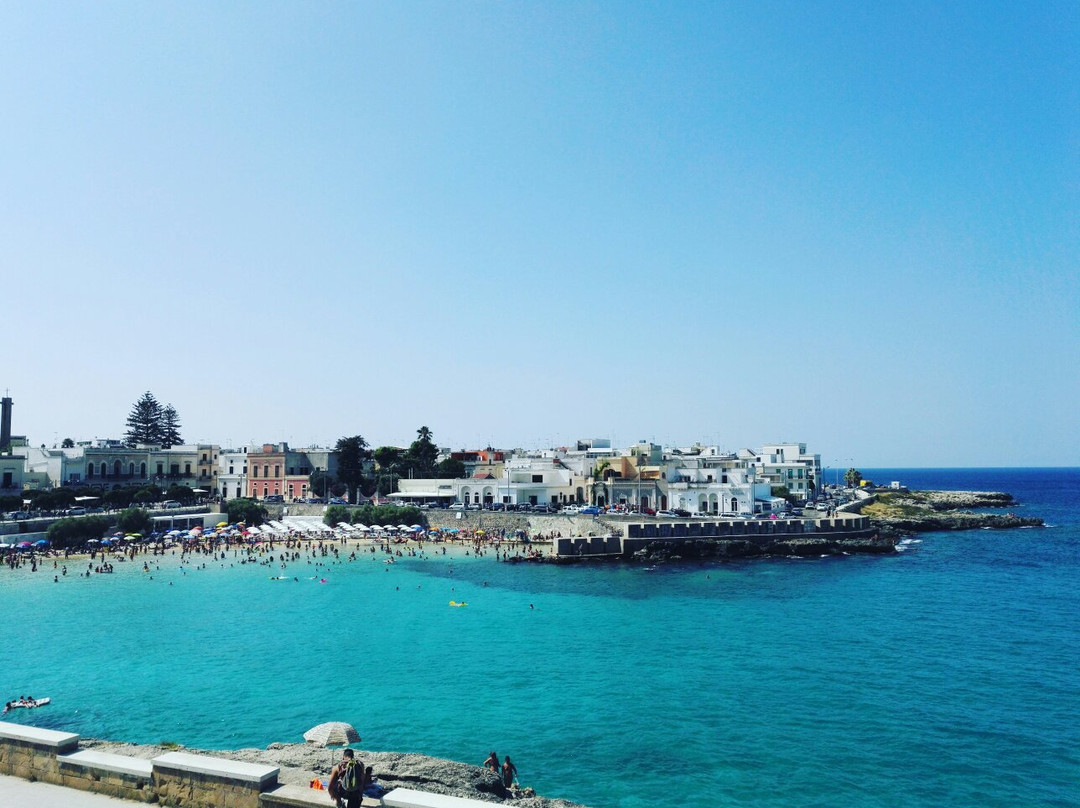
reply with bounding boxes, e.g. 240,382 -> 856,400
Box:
2,527 -> 560,587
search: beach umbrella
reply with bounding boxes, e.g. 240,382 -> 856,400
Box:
33,539 -> 50,547
303,722 -> 360,748
216,522 -> 228,528
100,539 -> 113,546
17,542 -> 32,549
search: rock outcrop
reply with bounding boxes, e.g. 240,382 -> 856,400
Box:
80,739 -> 588,808
861,490 -> 1043,535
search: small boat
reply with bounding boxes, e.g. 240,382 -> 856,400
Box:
3,697 -> 50,712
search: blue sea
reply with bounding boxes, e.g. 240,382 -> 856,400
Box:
2,468 -> 1078,808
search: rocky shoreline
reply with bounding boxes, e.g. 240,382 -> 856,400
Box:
857,489 -> 1044,536
626,534 -> 897,562
81,738 -> 589,808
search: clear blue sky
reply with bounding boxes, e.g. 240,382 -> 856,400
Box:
2,1 -> 1077,467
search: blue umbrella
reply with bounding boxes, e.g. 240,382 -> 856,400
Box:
33,539 -> 50,546
100,538 -> 113,546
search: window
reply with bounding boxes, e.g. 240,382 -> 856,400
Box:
252,466 -> 258,478
263,465 -> 269,478
532,474 -> 543,483
274,465 -> 280,478
185,463 -> 191,475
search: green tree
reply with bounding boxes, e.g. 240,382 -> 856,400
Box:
104,487 -> 136,509
771,485 -> 794,504
47,516 -> 112,548
225,498 -> 267,526
309,470 -> 331,498
376,473 -> 400,497
117,507 -> 152,535
407,426 -> 439,478
160,405 -> 182,448
61,437 -> 75,448
166,485 -> 195,503
125,392 -> 163,446
436,457 -> 466,479
133,486 -> 162,504
373,446 -> 403,471
844,468 -> 863,488
323,505 -> 350,526
335,435 -> 371,503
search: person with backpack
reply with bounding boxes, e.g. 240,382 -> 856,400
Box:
328,748 -> 367,808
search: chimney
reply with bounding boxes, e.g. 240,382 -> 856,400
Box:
0,397 -> 11,452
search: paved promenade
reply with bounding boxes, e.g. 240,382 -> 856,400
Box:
0,773 -> 144,806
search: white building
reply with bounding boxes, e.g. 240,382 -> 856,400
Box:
663,454 -> 773,515
741,443 -> 821,501
217,447 -> 250,500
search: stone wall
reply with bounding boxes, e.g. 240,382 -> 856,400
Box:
0,723 -> 279,808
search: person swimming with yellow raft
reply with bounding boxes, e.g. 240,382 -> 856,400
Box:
449,600 -> 468,607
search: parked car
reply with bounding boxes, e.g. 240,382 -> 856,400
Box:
656,510 -> 676,517
580,506 -> 602,515
561,504 -> 582,514
672,508 -> 692,518
449,503 -> 465,511
67,506 -> 87,516
162,500 -> 182,510
329,497 -> 348,505
264,495 -> 284,504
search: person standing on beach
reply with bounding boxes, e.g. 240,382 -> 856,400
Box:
328,748 -> 366,808
483,750 -> 499,773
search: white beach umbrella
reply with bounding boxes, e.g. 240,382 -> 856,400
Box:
303,721 -> 360,748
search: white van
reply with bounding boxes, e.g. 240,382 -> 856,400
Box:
162,500 -> 182,510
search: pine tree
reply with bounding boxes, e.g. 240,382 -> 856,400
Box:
160,404 -> 182,448
125,392 -> 163,447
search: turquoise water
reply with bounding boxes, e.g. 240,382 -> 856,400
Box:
2,468 -> 1078,808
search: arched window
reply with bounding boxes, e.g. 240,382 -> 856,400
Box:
128,462 -> 135,476
140,462 -> 147,477
87,465 -> 94,478
114,460 -> 122,476
731,497 -> 739,512
100,462 -> 108,477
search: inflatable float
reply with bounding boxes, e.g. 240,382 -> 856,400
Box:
3,698 -> 50,712
449,600 -> 468,607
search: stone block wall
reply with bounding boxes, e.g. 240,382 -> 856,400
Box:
0,724 -> 79,785
58,759 -> 156,802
